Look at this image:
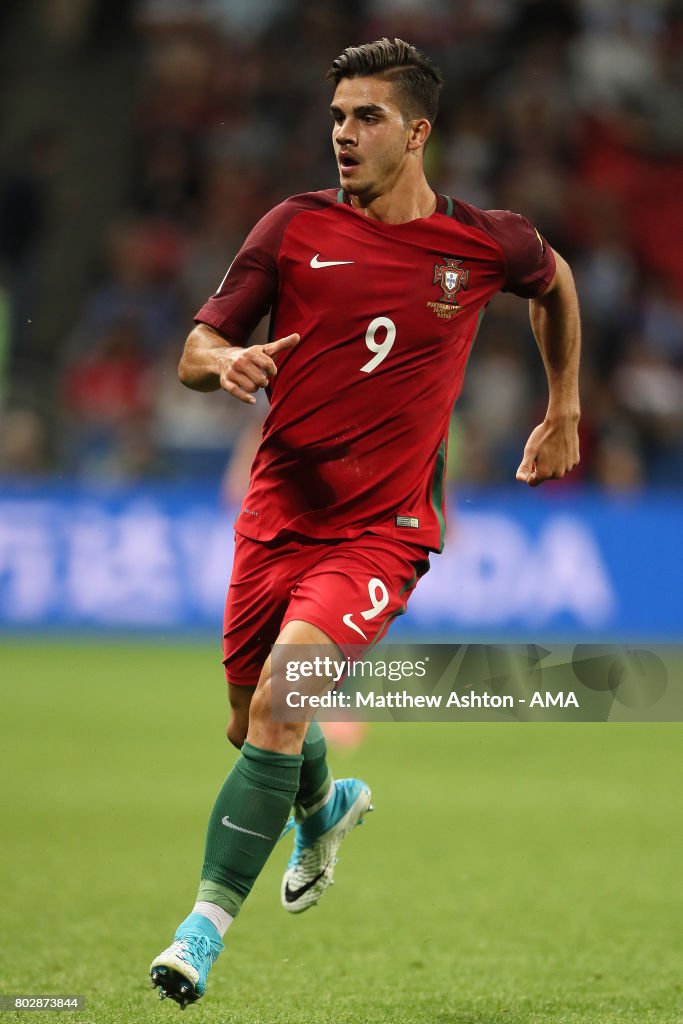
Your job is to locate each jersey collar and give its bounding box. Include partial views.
[336,188,451,218]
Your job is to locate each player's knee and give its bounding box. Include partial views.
[248,679,303,747]
[248,681,273,728]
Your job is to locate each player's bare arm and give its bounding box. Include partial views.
[178,323,300,404]
[516,249,581,487]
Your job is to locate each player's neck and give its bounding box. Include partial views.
[349,174,436,225]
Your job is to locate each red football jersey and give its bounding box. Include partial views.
[195,189,555,552]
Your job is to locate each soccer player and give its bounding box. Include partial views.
[150,38,580,1007]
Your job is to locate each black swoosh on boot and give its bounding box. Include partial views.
[284,865,329,903]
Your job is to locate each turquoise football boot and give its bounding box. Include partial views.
[150,913,224,1009]
[281,778,373,914]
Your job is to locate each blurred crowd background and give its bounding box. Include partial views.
[1,0,682,492]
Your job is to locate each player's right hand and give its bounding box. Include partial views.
[218,333,300,404]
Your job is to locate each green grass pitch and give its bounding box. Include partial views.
[1,641,682,1024]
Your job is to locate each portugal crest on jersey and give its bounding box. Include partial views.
[434,257,469,302]
[428,257,469,320]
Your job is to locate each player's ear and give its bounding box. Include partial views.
[407,117,431,152]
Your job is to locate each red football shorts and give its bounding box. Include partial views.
[223,532,431,686]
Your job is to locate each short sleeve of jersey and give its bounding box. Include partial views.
[194,198,299,342]
[194,191,338,341]
[486,210,556,298]
[193,205,286,342]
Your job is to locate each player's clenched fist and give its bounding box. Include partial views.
[218,333,300,404]
[516,413,580,486]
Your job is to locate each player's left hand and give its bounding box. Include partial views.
[516,413,580,487]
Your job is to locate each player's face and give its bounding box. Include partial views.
[330,77,413,201]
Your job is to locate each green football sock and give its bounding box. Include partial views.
[295,721,333,818]
[198,742,302,917]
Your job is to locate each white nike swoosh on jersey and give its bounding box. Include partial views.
[343,613,367,640]
[310,254,354,268]
[221,815,272,840]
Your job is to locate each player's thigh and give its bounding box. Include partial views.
[282,534,430,652]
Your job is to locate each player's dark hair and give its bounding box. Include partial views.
[327,38,444,124]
